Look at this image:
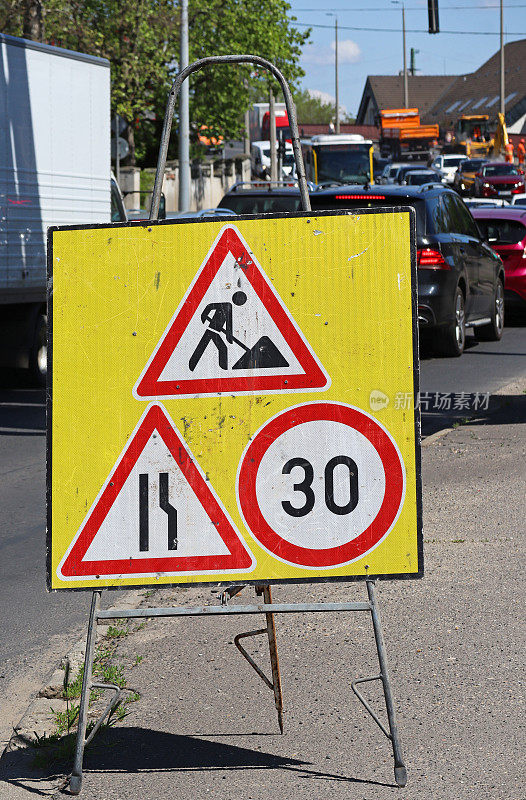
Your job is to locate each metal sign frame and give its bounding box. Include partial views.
[49,55,421,793]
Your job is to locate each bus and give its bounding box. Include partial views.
[301,134,374,185]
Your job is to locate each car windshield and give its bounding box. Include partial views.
[218,194,303,215]
[315,147,371,184]
[461,159,486,172]
[483,164,519,176]
[406,172,437,185]
[475,218,526,244]
[444,157,466,167]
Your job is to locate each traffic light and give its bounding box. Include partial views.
[428,0,439,34]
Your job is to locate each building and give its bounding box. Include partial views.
[425,39,526,134]
[356,75,457,125]
[357,39,526,135]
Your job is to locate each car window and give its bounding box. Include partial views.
[475,218,526,244]
[219,194,303,215]
[442,193,480,237]
[426,195,450,234]
[512,198,526,207]
[483,164,518,176]
[443,156,466,168]
[110,181,126,222]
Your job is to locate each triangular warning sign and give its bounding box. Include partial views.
[58,404,255,580]
[134,225,330,399]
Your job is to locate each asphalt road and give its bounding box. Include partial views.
[0,321,525,747]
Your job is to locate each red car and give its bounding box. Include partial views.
[473,162,526,199]
[471,207,526,310]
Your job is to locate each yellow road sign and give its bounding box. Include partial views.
[48,211,422,590]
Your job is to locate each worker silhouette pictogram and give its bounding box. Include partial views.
[188,290,289,373]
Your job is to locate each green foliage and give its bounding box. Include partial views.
[1,0,309,165]
[293,88,335,125]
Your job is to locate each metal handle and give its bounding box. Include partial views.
[149,55,311,220]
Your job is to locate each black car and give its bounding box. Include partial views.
[309,184,505,356]
[217,182,505,357]
[217,183,303,215]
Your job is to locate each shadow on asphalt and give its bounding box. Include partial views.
[0,728,396,792]
[421,392,526,438]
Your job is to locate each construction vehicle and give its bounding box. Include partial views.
[378,108,439,161]
[448,113,508,158]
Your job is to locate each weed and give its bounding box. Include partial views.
[143,589,155,598]
[63,665,84,700]
[52,704,79,735]
[93,660,126,688]
[135,621,147,631]
[451,538,465,543]
[107,622,128,639]
[133,654,143,666]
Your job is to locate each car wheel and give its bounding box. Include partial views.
[474,279,504,341]
[28,311,47,387]
[434,287,466,357]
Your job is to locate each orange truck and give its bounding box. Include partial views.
[379,108,439,161]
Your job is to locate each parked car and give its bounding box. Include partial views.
[309,184,505,355]
[452,158,489,195]
[473,162,526,199]
[402,169,441,186]
[510,193,526,207]
[430,153,468,184]
[471,207,526,311]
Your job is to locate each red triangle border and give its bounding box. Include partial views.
[134,225,330,398]
[59,404,254,578]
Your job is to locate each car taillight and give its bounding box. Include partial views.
[417,248,450,269]
[334,194,386,200]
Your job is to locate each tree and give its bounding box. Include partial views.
[187,0,309,144]
[293,89,336,125]
[0,0,308,166]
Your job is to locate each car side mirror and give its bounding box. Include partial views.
[519,168,525,175]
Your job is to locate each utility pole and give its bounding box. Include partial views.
[269,88,278,182]
[402,5,408,108]
[178,0,190,212]
[499,0,505,117]
[327,13,340,133]
[335,18,340,134]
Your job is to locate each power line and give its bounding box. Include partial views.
[293,3,526,9]
[292,21,526,34]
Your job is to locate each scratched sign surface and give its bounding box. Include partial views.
[48,210,422,590]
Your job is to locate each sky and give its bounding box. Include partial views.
[287,0,526,119]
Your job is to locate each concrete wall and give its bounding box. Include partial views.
[140,156,250,213]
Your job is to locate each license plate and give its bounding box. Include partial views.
[499,190,512,196]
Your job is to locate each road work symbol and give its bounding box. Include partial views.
[134,225,330,399]
[188,292,289,373]
[58,403,255,580]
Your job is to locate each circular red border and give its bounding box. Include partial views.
[238,403,405,568]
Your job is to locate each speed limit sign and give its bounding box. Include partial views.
[237,403,405,569]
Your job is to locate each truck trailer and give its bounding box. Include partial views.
[0,33,115,384]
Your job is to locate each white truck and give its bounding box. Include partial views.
[0,33,123,384]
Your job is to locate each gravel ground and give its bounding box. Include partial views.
[1,390,524,800]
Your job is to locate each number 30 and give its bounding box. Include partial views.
[281,456,359,518]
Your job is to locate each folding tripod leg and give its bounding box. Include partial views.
[233,584,284,733]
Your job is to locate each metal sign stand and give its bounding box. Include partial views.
[65,56,408,793]
[69,580,406,794]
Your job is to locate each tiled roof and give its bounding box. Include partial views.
[425,39,526,128]
[367,75,457,118]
